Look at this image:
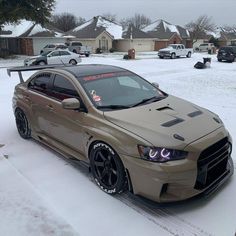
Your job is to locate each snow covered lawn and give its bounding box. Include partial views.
[0,52,235,236]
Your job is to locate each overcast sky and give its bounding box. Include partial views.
[55,0,236,27]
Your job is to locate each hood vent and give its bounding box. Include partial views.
[161,118,184,127]
[156,106,173,112]
[188,110,203,118]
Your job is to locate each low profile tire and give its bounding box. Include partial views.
[218,58,222,62]
[15,108,31,139]
[85,54,89,57]
[90,142,126,194]
[187,52,191,58]
[38,61,46,65]
[159,56,164,59]
[171,53,176,59]
[69,59,77,65]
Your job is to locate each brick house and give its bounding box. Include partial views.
[67,16,123,53]
[113,24,155,52]
[142,20,192,50]
[218,29,236,47]
[0,20,65,56]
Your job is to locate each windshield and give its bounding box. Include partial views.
[167,45,177,49]
[79,71,166,110]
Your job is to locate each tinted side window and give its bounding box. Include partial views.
[60,51,71,56]
[72,42,82,46]
[50,51,60,57]
[52,74,79,101]
[28,73,51,95]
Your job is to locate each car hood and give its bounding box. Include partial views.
[159,47,171,52]
[25,55,45,61]
[104,95,223,149]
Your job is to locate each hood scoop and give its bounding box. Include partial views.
[188,110,203,118]
[161,118,184,127]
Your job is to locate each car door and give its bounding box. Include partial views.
[27,72,55,135]
[176,45,181,56]
[180,45,185,56]
[59,50,73,63]
[47,51,61,64]
[44,73,87,157]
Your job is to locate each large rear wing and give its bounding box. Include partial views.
[7,65,69,83]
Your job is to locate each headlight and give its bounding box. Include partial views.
[138,145,188,163]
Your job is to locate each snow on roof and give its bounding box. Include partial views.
[96,16,123,39]
[0,20,34,37]
[72,19,94,32]
[206,30,221,38]
[0,20,63,38]
[28,24,63,37]
[142,19,162,32]
[163,21,180,34]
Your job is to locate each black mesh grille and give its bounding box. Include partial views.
[195,137,230,190]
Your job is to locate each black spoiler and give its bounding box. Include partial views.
[7,64,70,83]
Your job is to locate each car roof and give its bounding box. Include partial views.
[62,64,127,79]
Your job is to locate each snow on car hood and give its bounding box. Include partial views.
[104,95,222,149]
[159,47,172,52]
[25,55,44,61]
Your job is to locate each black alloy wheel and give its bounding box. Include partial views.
[69,59,77,65]
[15,109,31,139]
[90,142,126,194]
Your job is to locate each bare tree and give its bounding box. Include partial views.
[120,13,151,29]
[51,13,86,32]
[185,15,216,43]
[102,13,117,22]
[221,25,236,33]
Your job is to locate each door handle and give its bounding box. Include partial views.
[46,104,54,111]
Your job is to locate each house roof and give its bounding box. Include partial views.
[218,28,236,40]
[122,24,150,39]
[0,20,64,38]
[68,16,123,39]
[143,19,190,40]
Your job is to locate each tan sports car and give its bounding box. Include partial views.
[8,64,234,203]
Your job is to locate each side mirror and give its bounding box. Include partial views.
[62,98,81,110]
[152,82,159,89]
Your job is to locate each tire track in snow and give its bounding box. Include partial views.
[43,155,214,236]
[66,157,214,236]
[4,150,213,236]
[116,193,213,236]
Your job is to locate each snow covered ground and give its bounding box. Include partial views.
[0,52,236,236]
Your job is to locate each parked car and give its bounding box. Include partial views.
[40,43,68,54]
[217,46,236,62]
[158,44,193,59]
[24,50,81,66]
[8,64,233,203]
[195,43,214,52]
[66,41,92,57]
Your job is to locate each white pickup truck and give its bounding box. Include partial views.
[66,41,92,57]
[158,44,193,59]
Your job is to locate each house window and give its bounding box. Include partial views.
[99,36,108,51]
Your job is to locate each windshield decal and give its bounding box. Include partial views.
[82,71,131,81]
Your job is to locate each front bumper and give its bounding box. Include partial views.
[158,52,171,58]
[121,128,234,203]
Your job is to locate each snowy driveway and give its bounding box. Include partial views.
[0,53,235,236]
